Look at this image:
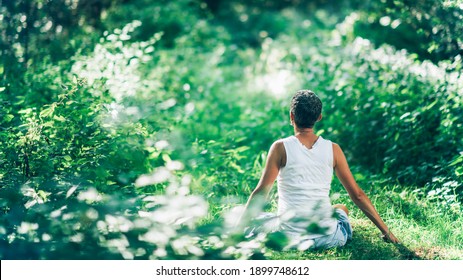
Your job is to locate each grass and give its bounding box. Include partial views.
[268,218,462,260]
[263,183,463,260]
[205,177,463,260]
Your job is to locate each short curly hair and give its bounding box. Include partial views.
[290,90,322,128]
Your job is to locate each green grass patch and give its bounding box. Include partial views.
[260,186,463,260]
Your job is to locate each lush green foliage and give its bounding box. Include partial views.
[1,0,462,260]
[352,0,463,63]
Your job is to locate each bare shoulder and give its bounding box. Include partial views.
[269,139,287,167]
[332,142,342,152]
[331,142,343,168]
[272,139,285,149]
[269,139,285,156]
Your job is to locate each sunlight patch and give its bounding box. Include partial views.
[254,70,296,98]
[71,21,160,102]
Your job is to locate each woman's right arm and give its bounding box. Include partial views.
[237,140,284,226]
[333,143,399,243]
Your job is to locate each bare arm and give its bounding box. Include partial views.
[333,143,399,243]
[237,140,285,226]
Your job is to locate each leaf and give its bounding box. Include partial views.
[449,156,463,167]
[229,161,244,173]
[306,222,329,235]
[162,153,171,163]
[63,155,72,162]
[423,99,438,111]
[53,115,66,122]
[233,146,250,153]
[4,114,14,122]
[400,112,411,120]
[40,107,54,118]
[66,185,79,198]
[42,121,54,127]
[18,108,32,114]
[25,200,37,209]
[265,231,289,251]
[455,166,463,177]
[37,190,50,201]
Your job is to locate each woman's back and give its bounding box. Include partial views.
[277,135,337,238]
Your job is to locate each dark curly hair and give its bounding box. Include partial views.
[290,90,322,128]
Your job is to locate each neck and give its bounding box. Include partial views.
[294,127,315,135]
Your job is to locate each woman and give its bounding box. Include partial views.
[238,89,399,249]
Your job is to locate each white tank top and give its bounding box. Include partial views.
[277,135,337,238]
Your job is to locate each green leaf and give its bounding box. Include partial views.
[449,156,463,167]
[42,121,54,127]
[37,190,49,201]
[40,107,54,118]
[423,99,438,111]
[53,115,66,122]
[265,231,289,251]
[66,185,78,198]
[64,155,72,162]
[306,222,329,235]
[455,166,463,177]
[162,153,171,163]
[18,108,32,114]
[4,114,14,122]
[233,146,250,153]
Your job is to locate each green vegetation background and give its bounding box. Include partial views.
[0,0,462,260]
